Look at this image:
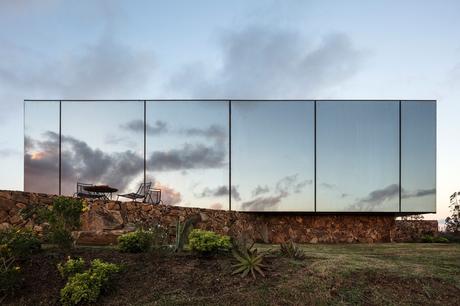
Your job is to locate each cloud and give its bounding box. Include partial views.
[275,174,312,194]
[0,34,155,100]
[147,143,227,171]
[241,194,284,211]
[252,185,270,197]
[169,27,366,98]
[0,148,18,158]
[402,188,436,198]
[121,119,168,135]
[320,182,336,189]
[152,181,182,205]
[196,185,241,201]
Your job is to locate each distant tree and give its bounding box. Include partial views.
[401,214,424,221]
[445,192,460,233]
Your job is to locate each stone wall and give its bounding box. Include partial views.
[394,220,439,242]
[0,190,438,245]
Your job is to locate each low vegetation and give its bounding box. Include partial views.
[188,229,231,254]
[232,243,267,278]
[279,240,306,259]
[60,258,120,306]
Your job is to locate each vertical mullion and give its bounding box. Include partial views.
[314,100,317,212]
[59,100,62,195]
[144,100,147,187]
[399,100,402,212]
[228,100,232,211]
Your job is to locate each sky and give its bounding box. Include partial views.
[1,1,459,221]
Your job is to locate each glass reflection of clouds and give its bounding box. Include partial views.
[232,101,315,212]
[23,100,436,213]
[316,101,399,212]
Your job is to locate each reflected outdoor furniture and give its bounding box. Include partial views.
[145,188,162,205]
[74,182,105,199]
[83,185,118,200]
[117,182,152,202]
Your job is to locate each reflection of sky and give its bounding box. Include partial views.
[24,100,436,213]
[317,101,399,212]
[232,101,314,211]
[402,101,436,212]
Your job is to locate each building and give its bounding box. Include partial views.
[24,99,436,215]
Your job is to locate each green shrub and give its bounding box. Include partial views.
[57,257,86,279]
[421,235,434,243]
[117,230,154,253]
[0,245,22,296]
[60,259,120,306]
[433,236,450,243]
[38,197,85,249]
[0,227,41,258]
[188,229,231,254]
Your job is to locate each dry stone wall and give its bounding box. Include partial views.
[0,190,438,245]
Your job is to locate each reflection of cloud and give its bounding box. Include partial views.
[183,124,227,143]
[320,182,336,189]
[169,27,366,98]
[241,194,284,211]
[210,202,224,210]
[0,148,19,158]
[121,119,168,135]
[402,188,436,198]
[196,185,241,201]
[349,185,436,211]
[252,185,269,197]
[152,181,181,205]
[148,143,226,171]
[350,184,399,210]
[242,174,311,211]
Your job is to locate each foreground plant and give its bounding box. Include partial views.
[60,259,120,306]
[280,241,306,260]
[117,229,154,253]
[0,227,41,258]
[57,257,86,279]
[188,229,231,254]
[174,215,200,252]
[232,243,266,279]
[0,245,22,298]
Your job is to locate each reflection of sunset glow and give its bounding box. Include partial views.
[30,151,45,160]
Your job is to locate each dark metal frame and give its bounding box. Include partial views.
[23,99,437,214]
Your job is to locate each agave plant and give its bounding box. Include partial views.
[280,240,306,260]
[232,243,266,279]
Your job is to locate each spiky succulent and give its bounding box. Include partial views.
[232,244,266,279]
[280,241,306,260]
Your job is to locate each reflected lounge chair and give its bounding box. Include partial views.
[74,182,104,199]
[146,188,162,205]
[117,182,152,202]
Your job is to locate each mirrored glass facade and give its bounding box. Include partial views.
[232,101,315,211]
[146,101,229,210]
[401,101,436,212]
[24,101,60,194]
[24,100,436,213]
[61,101,144,196]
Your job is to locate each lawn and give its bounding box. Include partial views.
[7,243,460,306]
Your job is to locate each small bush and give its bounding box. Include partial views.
[188,229,231,254]
[421,235,434,243]
[60,259,120,306]
[57,257,86,279]
[0,246,22,296]
[0,227,41,258]
[117,230,154,253]
[421,235,450,243]
[38,197,85,249]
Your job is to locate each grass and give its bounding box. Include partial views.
[6,243,460,305]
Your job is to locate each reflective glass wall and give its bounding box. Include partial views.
[146,101,229,210]
[24,100,436,213]
[401,101,436,212]
[24,101,60,194]
[61,101,144,196]
[232,101,315,211]
[316,101,400,212]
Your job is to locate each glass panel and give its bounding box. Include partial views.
[146,101,229,210]
[317,101,399,212]
[61,101,144,196]
[24,101,60,194]
[232,101,315,212]
[401,101,436,212]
